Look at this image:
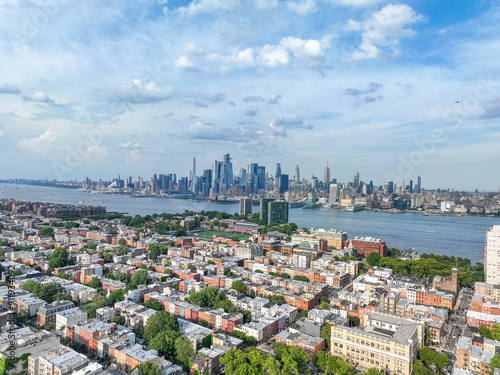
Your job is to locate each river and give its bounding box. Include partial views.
[1,183,498,264]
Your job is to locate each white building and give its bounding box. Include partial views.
[55,308,88,333]
[28,345,88,375]
[485,226,500,285]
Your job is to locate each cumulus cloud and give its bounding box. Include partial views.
[0,84,21,95]
[112,79,172,104]
[118,141,147,149]
[201,93,226,103]
[267,94,282,104]
[287,0,317,15]
[347,4,425,60]
[174,55,199,71]
[127,149,143,163]
[272,116,314,129]
[22,91,56,105]
[193,100,209,107]
[243,95,265,102]
[326,0,381,7]
[480,98,500,119]
[245,109,258,116]
[17,129,59,155]
[344,82,383,102]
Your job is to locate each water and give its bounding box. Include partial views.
[1,183,498,264]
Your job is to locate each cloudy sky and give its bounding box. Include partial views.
[0,0,499,190]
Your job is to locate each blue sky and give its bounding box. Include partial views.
[0,0,499,190]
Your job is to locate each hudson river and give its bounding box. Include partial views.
[1,184,498,264]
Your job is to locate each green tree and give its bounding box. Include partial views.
[40,227,54,237]
[293,275,308,282]
[321,324,331,349]
[231,280,247,293]
[88,225,99,231]
[320,301,330,310]
[115,272,130,283]
[348,315,360,327]
[56,272,69,280]
[366,252,382,266]
[87,277,102,289]
[479,324,493,339]
[48,247,69,270]
[175,337,195,369]
[22,279,41,295]
[109,288,125,303]
[112,316,126,325]
[491,354,500,373]
[135,362,161,375]
[145,298,163,310]
[38,282,64,303]
[143,311,179,344]
[242,311,252,323]
[365,368,385,375]
[132,269,149,285]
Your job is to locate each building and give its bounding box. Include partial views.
[239,198,252,216]
[310,228,347,249]
[268,200,289,225]
[56,308,88,332]
[28,345,88,375]
[433,268,459,294]
[345,237,387,258]
[259,198,275,222]
[485,226,500,285]
[275,331,325,359]
[37,301,75,326]
[330,312,424,375]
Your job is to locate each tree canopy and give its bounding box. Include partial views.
[48,247,69,270]
[132,269,149,285]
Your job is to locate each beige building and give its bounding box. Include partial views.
[331,312,424,375]
[485,226,500,285]
[310,228,347,249]
[28,345,88,375]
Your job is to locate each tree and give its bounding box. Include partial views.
[175,337,195,370]
[115,272,130,283]
[249,289,256,298]
[135,362,161,375]
[366,252,382,266]
[231,280,247,294]
[56,272,69,280]
[145,298,163,310]
[149,329,180,357]
[87,277,102,289]
[132,269,149,285]
[491,323,500,340]
[48,247,69,270]
[149,245,161,261]
[281,272,291,279]
[118,238,127,246]
[112,316,126,325]
[320,301,330,310]
[143,311,179,344]
[22,279,41,295]
[40,227,54,237]
[348,315,360,327]
[491,354,500,373]
[365,369,385,375]
[88,225,99,231]
[38,282,64,303]
[479,324,492,339]
[321,324,331,349]
[293,275,308,282]
[109,289,125,303]
[242,311,252,323]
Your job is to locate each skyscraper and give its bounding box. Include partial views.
[324,161,330,189]
[294,165,300,183]
[239,197,252,216]
[268,200,289,224]
[485,225,500,285]
[353,172,359,189]
[329,184,339,205]
[249,163,258,193]
[257,166,266,190]
[417,176,422,193]
[193,157,196,177]
[259,198,275,222]
[275,163,282,180]
[279,174,289,194]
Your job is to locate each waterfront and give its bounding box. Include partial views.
[1,183,498,264]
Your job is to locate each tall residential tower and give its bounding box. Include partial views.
[485,225,500,285]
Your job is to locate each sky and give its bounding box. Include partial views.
[0,0,499,191]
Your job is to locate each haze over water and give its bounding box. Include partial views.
[1,183,498,264]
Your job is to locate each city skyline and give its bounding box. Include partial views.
[0,1,500,190]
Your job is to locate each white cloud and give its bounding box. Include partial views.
[22,91,56,104]
[347,4,425,60]
[287,0,317,15]
[17,129,59,155]
[113,79,172,104]
[280,36,325,60]
[326,0,381,7]
[118,141,147,149]
[173,0,241,16]
[255,0,279,10]
[255,44,291,67]
[174,55,199,71]
[127,149,143,163]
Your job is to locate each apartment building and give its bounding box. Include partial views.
[330,312,424,375]
[37,301,75,326]
[28,345,88,375]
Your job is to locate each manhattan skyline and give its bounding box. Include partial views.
[0,1,499,190]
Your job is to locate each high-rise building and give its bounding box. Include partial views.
[329,184,339,205]
[259,198,275,222]
[417,176,422,193]
[294,165,300,183]
[268,200,289,224]
[324,161,330,189]
[239,198,252,216]
[250,163,258,193]
[275,163,282,180]
[279,174,289,194]
[353,172,359,189]
[193,157,196,177]
[257,166,266,190]
[485,225,500,285]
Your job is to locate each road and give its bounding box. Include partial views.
[441,287,474,352]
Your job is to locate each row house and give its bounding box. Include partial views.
[37,300,75,326]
